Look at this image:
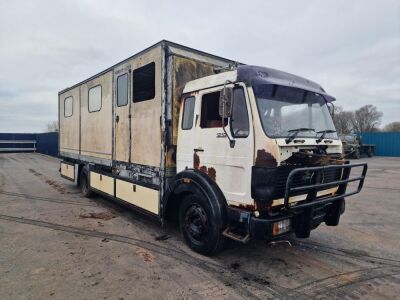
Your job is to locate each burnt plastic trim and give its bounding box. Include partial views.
[88,166,159,191]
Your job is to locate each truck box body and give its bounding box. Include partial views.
[59,41,236,215]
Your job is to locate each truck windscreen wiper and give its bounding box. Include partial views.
[316,129,336,143]
[285,128,315,144]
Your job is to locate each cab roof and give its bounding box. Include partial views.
[183,65,335,102]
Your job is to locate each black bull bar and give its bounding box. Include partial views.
[284,162,368,210]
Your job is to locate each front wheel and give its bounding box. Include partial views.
[179,194,224,255]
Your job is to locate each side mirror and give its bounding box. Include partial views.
[327,102,335,117]
[219,87,233,119]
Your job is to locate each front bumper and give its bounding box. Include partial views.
[228,162,368,240]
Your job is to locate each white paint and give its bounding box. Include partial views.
[177,83,254,206]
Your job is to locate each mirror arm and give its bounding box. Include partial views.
[324,96,335,117]
[222,80,235,148]
[222,122,235,148]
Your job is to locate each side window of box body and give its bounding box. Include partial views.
[117,73,128,107]
[64,96,73,117]
[132,62,155,103]
[88,85,102,113]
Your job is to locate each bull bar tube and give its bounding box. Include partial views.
[284,162,368,210]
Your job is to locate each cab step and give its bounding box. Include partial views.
[222,227,250,243]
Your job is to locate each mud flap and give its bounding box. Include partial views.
[325,198,344,226]
[294,207,313,238]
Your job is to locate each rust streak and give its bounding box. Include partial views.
[255,149,277,167]
[207,167,216,182]
[193,152,217,181]
[193,152,200,169]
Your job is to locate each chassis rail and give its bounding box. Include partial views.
[284,162,368,210]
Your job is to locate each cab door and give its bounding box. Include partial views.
[177,84,254,207]
[114,68,131,163]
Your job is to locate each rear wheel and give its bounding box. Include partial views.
[179,194,224,255]
[80,170,94,198]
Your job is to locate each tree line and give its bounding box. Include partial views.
[332,104,400,134]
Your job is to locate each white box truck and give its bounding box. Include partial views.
[59,40,367,255]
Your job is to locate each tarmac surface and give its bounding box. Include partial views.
[0,153,399,299]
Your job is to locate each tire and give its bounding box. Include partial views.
[179,194,224,256]
[80,170,94,198]
[367,148,374,157]
[354,149,361,159]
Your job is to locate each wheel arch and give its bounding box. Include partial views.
[77,163,89,186]
[163,169,227,228]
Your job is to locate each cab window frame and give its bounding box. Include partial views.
[200,90,228,129]
[181,96,195,130]
[230,86,250,138]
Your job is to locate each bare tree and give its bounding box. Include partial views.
[383,121,400,132]
[332,106,353,134]
[350,105,382,133]
[45,120,59,132]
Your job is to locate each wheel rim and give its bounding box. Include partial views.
[184,204,209,244]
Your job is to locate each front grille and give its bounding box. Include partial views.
[273,166,342,198]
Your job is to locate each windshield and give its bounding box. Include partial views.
[254,84,338,139]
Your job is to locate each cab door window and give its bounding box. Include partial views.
[230,87,249,137]
[182,96,195,130]
[200,91,227,128]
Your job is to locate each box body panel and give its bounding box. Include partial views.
[90,171,114,196]
[116,179,159,215]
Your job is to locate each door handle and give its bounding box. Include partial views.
[194,148,204,152]
[116,115,119,123]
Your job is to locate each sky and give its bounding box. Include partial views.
[0,0,399,132]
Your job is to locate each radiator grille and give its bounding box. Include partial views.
[273,166,342,198]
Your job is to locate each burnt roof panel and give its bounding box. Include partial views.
[237,65,335,101]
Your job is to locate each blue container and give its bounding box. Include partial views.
[360,132,400,157]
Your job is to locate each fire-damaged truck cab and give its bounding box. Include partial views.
[59,41,367,255]
[175,65,367,253]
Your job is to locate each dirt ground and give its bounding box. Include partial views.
[0,153,399,299]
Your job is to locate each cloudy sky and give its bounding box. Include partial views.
[0,0,399,132]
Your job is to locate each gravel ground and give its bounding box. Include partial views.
[0,153,399,299]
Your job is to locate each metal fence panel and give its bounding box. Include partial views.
[0,132,59,157]
[36,132,59,156]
